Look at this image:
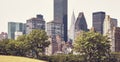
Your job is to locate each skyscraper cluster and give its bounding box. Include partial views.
[5,0,120,55]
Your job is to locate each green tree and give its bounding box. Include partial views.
[73,31,111,62]
[0,39,10,55]
[27,29,50,58]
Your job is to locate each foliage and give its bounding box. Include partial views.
[37,54,84,62]
[73,31,112,62]
[26,29,50,58]
[0,29,50,58]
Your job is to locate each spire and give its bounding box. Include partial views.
[71,11,75,25]
[68,11,76,42]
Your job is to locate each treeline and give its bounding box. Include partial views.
[0,29,50,58]
[0,30,119,62]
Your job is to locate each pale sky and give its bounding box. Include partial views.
[0,0,120,33]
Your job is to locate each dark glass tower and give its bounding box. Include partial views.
[54,0,68,42]
[93,12,105,34]
[75,12,88,32]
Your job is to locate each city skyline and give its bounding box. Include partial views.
[0,0,120,33]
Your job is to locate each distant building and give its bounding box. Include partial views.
[90,27,96,32]
[111,18,117,27]
[0,32,8,40]
[103,15,114,51]
[14,31,23,40]
[74,12,88,39]
[45,35,62,55]
[75,12,88,32]
[46,21,64,41]
[103,15,112,35]
[113,27,120,52]
[8,22,26,39]
[54,0,68,42]
[45,36,72,55]
[103,15,118,52]
[93,11,105,34]
[26,14,45,34]
[46,21,65,55]
[69,11,76,41]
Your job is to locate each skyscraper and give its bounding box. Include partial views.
[54,0,68,42]
[111,18,117,27]
[75,12,88,32]
[113,27,120,52]
[26,14,45,34]
[103,15,118,52]
[46,21,64,41]
[93,11,105,34]
[74,12,88,39]
[8,22,26,39]
[69,11,76,41]
[46,21,64,54]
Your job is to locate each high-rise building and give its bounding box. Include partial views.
[69,11,76,41]
[93,11,105,34]
[46,21,64,41]
[54,0,68,42]
[103,15,118,52]
[26,14,45,34]
[46,21,64,55]
[103,15,112,35]
[111,18,117,27]
[74,12,88,38]
[103,15,114,51]
[8,22,26,39]
[75,12,88,32]
[113,27,120,52]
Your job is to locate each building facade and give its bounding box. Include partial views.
[14,31,23,40]
[46,21,64,55]
[54,0,68,42]
[103,15,114,51]
[103,15,118,52]
[46,21,64,41]
[93,12,105,34]
[74,12,88,39]
[75,12,88,32]
[8,22,26,39]
[111,18,117,27]
[113,27,120,52]
[26,14,45,34]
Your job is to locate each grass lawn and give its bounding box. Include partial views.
[0,55,46,62]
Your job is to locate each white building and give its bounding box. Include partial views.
[103,15,118,52]
[15,31,23,40]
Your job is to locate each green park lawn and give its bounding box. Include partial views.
[0,55,46,62]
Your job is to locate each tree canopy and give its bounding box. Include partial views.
[0,29,50,58]
[74,31,112,62]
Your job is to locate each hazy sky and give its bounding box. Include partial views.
[0,0,120,33]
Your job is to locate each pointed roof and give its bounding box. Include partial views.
[71,11,75,23]
[75,12,88,31]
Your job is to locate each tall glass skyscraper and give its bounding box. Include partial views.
[93,12,105,34]
[75,12,88,32]
[8,22,26,39]
[54,0,68,42]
